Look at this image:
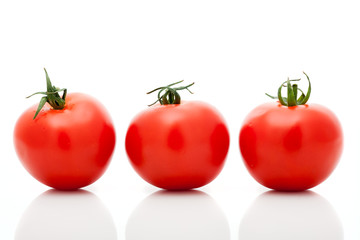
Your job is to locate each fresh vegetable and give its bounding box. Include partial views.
[239,72,343,191]
[13,69,116,190]
[125,81,230,190]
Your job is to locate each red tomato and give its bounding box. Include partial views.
[125,101,230,190]
[240,87,343,190]
[14,93,116,190]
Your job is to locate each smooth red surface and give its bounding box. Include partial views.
[125,101,230,190]
[14,93,116,190]
[239,102,343,191]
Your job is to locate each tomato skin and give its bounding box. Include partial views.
[14,93,116,190]
[125,101,230,190]
[239,102,343,191]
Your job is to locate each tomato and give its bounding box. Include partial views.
[125,81,229,190]
[239,191,343,239]
[126,190,230,239]
[239,73,343,191]
[15,190,117,239]
[13,69,116,190]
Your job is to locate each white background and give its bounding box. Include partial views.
[1,0,359,239]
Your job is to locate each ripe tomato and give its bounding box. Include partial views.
[239,73,343,191]
[125,81,229,190]
[14,69,116,190]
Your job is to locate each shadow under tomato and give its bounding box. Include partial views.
[238,190,343,240]
[15,189,117,240]
[126,190,230,240]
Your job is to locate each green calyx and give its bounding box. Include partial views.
[27,68,67,119]
[266,72,311,106]
[147,80,194,106]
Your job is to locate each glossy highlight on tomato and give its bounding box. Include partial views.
[239,73,343,191]
[126,101,230,190]
[14,92,116,190]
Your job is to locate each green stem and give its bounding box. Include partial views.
[147,80,194,106]
[266,72,311,106]
[287,79,297,106]
[27,68,67,119]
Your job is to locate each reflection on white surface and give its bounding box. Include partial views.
[15,190,117,240]
[126,190,230,240]
[239,191,343,240]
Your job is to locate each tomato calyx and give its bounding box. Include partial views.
[147,80,194,106]
[27,68,67,119]
[266,72,311,107]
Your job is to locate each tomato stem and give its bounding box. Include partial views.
[266,72,311,106]
[147,80,194,106]
[27,68,67,119]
